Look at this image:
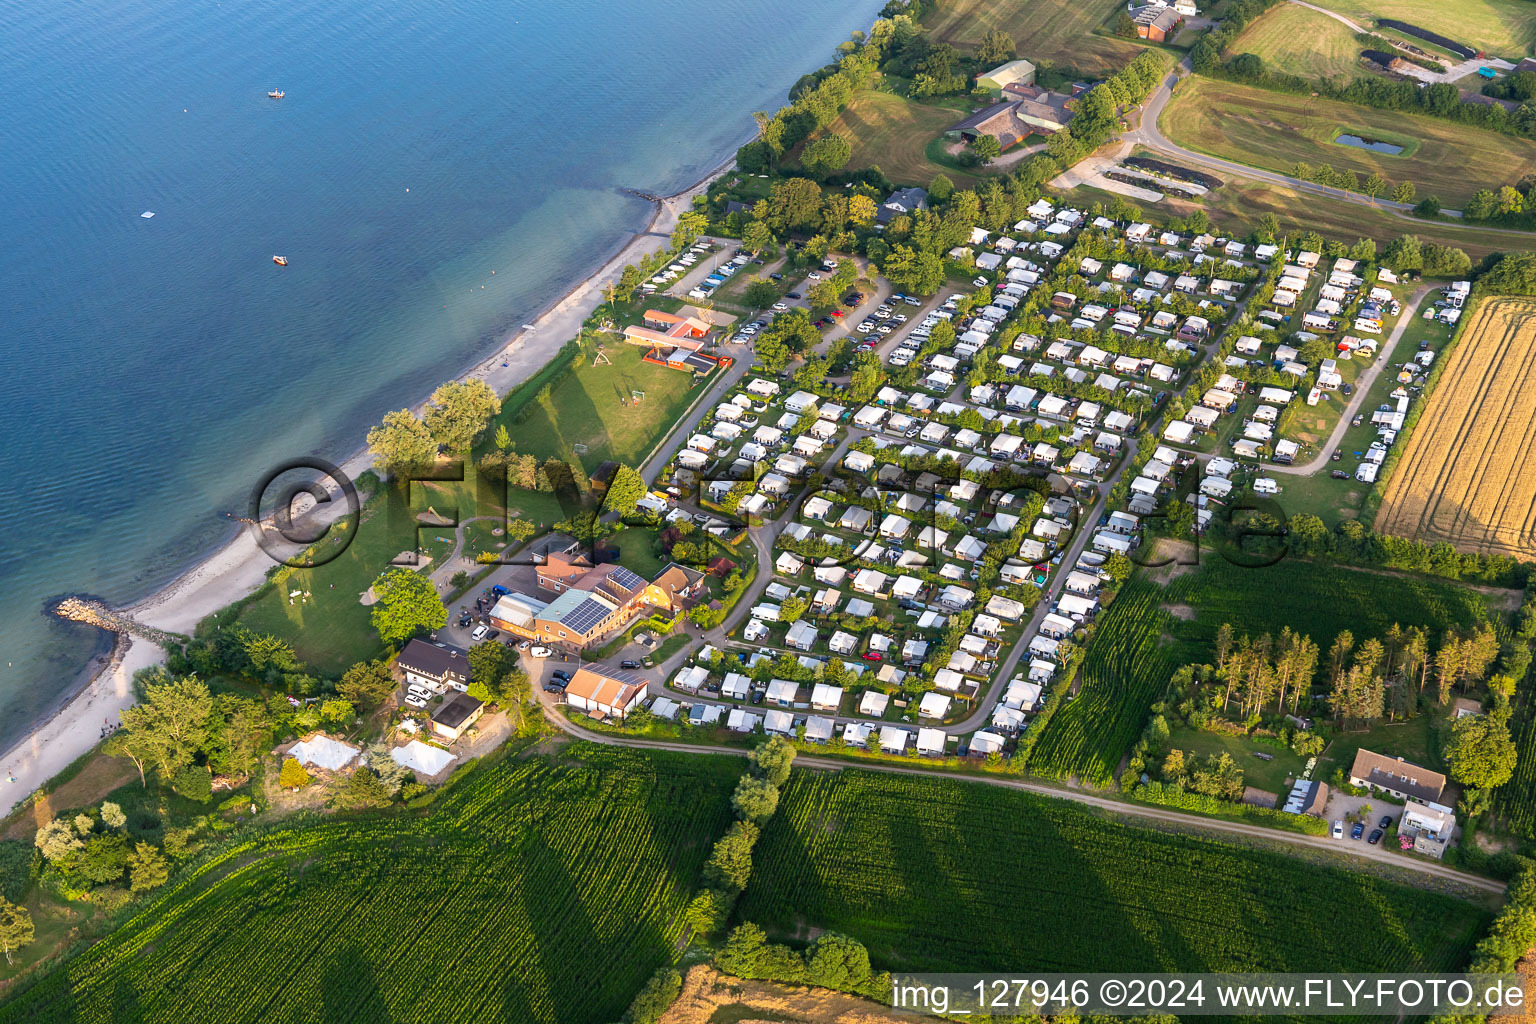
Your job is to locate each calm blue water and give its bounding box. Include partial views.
[0,0,884,750]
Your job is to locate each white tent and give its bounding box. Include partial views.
[390,740,456,777]
[288,734,360,772]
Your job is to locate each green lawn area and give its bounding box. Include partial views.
[491,345,717,475]
[228,503,401,674]
[820,90,984,189]
[1160,76,1536,207]
[1317,708,1452,781]
[602,526,669,581]
[1232,3,1367,80]
[1165,722,1307,793]
[923,0,1143,76]
[1310,0,1536,57]
[1282,313,1456,528]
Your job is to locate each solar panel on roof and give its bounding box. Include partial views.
[607,565,645,592]
[560,597,610,635]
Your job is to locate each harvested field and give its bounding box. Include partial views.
[1376,297,1536,558]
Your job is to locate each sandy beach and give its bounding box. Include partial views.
[0,158,734,819]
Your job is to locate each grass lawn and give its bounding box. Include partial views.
[923,0,1143,76]
[821,90,983,188]
[603,526,668,581]
[1317,708,1452,782]
[491,345,717,475]
[1310,0,1536,57]
[1160,77,1536,207]
[1165,722,1307,793]
[1232,4,1367,80]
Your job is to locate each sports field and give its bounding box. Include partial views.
[1231,4,1365,80]
[1159,77,1536,207]
[1376,297,1536,559]
[923,0,1141,77]
[1311,0,1536,57]
[740,770,1491,972]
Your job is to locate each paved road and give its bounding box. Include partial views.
[1269,284,1432,475]
[534,687,1506,896]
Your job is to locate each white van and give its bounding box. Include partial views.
[471,623,489,642]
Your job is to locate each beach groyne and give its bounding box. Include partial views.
[53,597,188,648]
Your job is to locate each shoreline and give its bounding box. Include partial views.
[0,153,738,818]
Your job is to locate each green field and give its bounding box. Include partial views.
[923,0,1143,77]
[1311,0,1536,57]
[820,90,981,188]
[1028,575,1180,784]
[0,747,735,1024]
[1162,559,1492,655]
[1231,3,1367,80]
[494,344,714,474]
[739,770,1492,971]
[1160,77,1536,207]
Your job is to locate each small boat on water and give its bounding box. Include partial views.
[272,255,288,266]
[267,89,285,99]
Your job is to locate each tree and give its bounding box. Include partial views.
[602,463,648,516]
[685,887,733,935]
[703,820,759,892]
[976,27,1016,64]
[1104,552,1133,583]
[847,194,878,226]
[369,566,447,644]
[971,133,1001,163]
[0,899,32,966]
[847,351,885,403]
[743,277,780,309]
[1361,172,1385,197]
[79,833,129,885]
[320,698,355,726]
[779,595,808,624]
[1393,181,1416,204]
[337,659,396,709]
[928,174,955,204]
[128,842,169,892]
[34,820,83,863]
[731,775,780,823]
[279,756,311,790]
[750,734,797,786]
[623,966,682,1024]
[742,219,774,254]
[671,211,708,249]
[880,245,944,295]
[802,134,852,176]
[100,801,126,830]
[1382,234,1423,272]
[716,922,770,978]
[805,933,871,990]
[366,408,438,479]
[1414,196,1442,218]
[767,177,824,230]
[115,675,214,784]
[1445,707,1518,789]
[424,379,500,453]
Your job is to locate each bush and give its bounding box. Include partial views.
[623,966,682,1024]
[172,764,214,803]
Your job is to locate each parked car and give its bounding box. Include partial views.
[1351,822,1365,839]
[527,645,553,658]
[404,695,428,709]
[1331,820,1344,840]
[786,291,801,299]
[771,302,787,312]
[1331,470,1350,479]
[862,652,883,662]
[471,624,489,642]
[517,640,532,651]
[620,660,641,670]
[458,615,473,627]
[543,680,567,693]
[552,669,573,683]
[1368,829,1383,845]
[1378,815,1392,830]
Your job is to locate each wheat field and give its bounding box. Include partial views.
[1376,297,1536,558]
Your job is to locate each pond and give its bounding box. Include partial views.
[1334,132,1405,155]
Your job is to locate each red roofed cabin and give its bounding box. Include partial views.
[623,310,712,353]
